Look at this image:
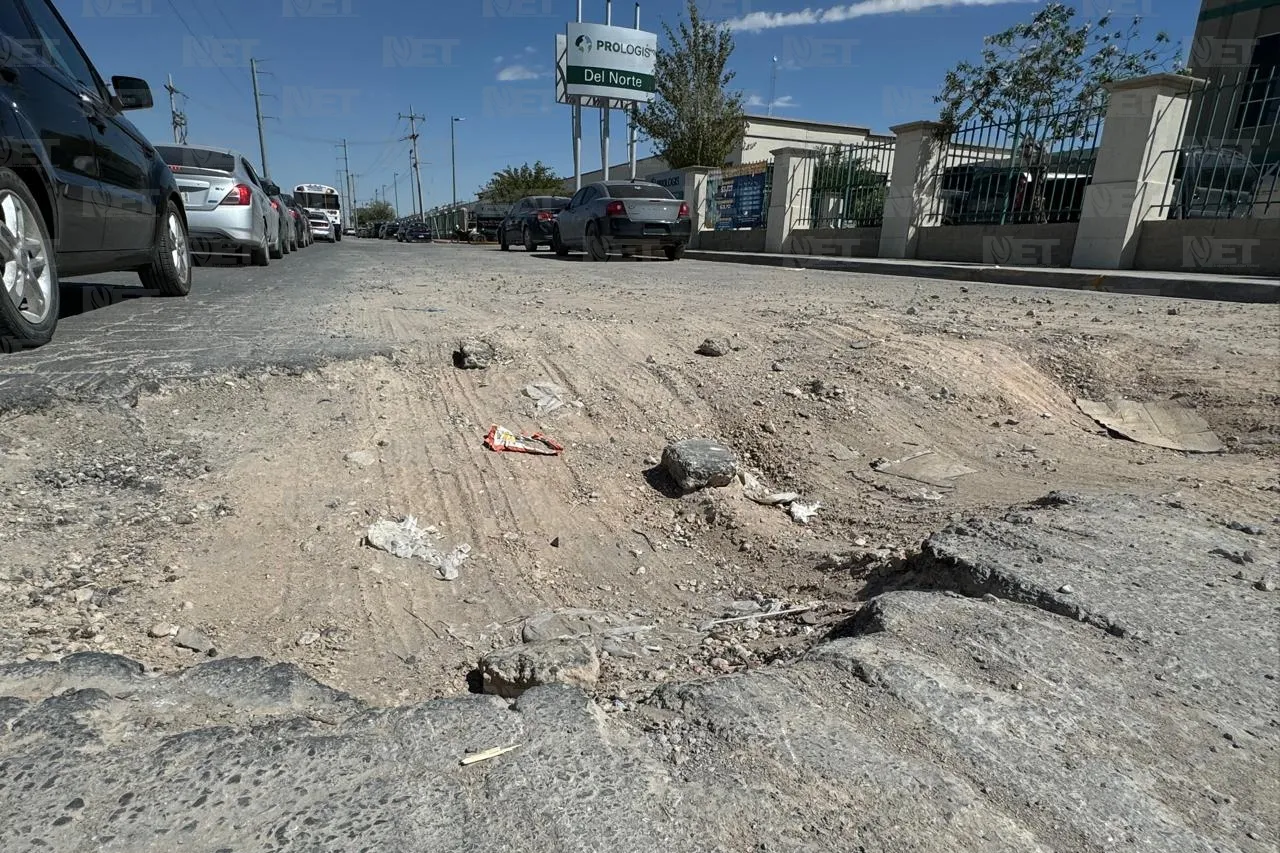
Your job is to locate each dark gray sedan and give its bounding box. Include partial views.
[552,181,691,261]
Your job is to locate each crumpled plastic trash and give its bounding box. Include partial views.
[788,501,822,524]
[484,425,564,456]
[366,515,471,581]
[523,382,568,416]
[739,471,801,506]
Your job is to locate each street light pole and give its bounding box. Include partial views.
[451,117,464,206]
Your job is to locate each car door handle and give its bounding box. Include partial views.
[0,65,17,83]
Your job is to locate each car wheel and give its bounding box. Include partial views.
[585,222,608,262]
[0,170,59,350]
[269,230,284,259]
[523,227,538,252]
[499,229,510,251]
[664,243,686,261]
[335,230,342,242]
[552,227,569,257]
[139,199,192,296]
[251,229,270,266]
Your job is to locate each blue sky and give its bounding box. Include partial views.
[63,0,1200,213]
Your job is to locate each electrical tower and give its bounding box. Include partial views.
[399,107,426,221]
[165,74,188,144]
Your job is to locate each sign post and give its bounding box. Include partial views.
[557,4,656,190]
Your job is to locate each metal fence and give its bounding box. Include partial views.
[927,102,1105,226]
[703,161,773,231]
[797,139,894,229]
[1153,68,1280,220]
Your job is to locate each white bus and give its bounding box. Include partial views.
[294,184,344,240]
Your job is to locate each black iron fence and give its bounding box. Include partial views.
[927,101,1106,226]
[1154,68,1280,219]
[796,139,894,229]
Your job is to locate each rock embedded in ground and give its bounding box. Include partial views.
[695,338,730,357]
[661,439,738,493]
[479,637,600,698]
[343,450,377,468]
[173,627,216,656]
[453,339,494,369]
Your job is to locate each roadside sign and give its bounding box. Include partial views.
[564,22,657,103]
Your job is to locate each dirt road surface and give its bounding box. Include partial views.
[0,242,1276,850]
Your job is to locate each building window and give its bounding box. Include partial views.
[1236,32,1280,129]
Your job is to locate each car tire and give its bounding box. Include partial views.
[499,229,510,251]
[664,243,686,261]
[335,230,342,242]
[552,227,569,257]
[0,169,60,350]
[523,227,538,252]
[585,222,608,262]
[251,231,270,266]
[269,231,284,259]
[139,199,192,297]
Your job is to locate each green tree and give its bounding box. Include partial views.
[634,0,746,169]
[476,161,563,203]
[357,200,394,223]
[935,2,1182,138]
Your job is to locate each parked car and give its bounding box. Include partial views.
[382,222,400,240]
[308,210,336,242]
[499,195,571,251]
[264,185,294,256]
[155,144,278,266]
[401,222,433,243]
[552,181,690,261]
[281,195,312,248]
[0,0,192,349]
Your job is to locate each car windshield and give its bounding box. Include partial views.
[604,184,673,199]
[156,146,236,173]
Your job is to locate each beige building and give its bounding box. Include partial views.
[559,114,888,192]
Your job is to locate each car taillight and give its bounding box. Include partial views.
[270,199,280,210]
[290,209,299,219]
[606,200,625,216]
[678,202,689,218]
[220,184,251,206]
[537,210,554,221]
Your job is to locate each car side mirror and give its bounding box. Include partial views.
[111,76,153,111]
[263,182,281,196]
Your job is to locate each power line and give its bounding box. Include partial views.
[181,94,402,146]
[160,0,248,102]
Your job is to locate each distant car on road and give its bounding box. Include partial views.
[308,210,336,242]
[400,222,433,243]
[552,181,690,261]
[382,222,400,240]
[0,0,192,349]
[157,144,279,266]
[499,195,571,252]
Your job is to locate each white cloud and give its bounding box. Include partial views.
[727,0,1034,32]
[523,45,536,53]
[496,64,547,81]
[747,94,798,109]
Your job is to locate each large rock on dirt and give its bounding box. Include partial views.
[453,339,494,369]
[479,637,600,698]
[661,438,737,492]
[0,493,1274,852]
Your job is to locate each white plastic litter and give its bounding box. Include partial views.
[788,501,822,525]
[366,515,471,581]
[524,382,570,416]
[739,471,801,506]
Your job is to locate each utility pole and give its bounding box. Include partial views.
[338,139,354,232]
[165,74,188,144]
[450,117,465,206]
[249,58,271,177]
[399,106,426,222]
[767,55,779,117]
[393,172,400,217]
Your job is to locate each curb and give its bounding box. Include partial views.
[683,251,1280,304]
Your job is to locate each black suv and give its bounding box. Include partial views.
[0,0,192,349]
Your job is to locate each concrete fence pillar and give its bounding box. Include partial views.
[1071,73,1204,270]
[680,167,714,250]
[764,147,818,254]
[878,121,945,259]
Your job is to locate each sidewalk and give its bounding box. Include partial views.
[683,250,1280,304]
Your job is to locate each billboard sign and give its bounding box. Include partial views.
[565,22,657,103]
